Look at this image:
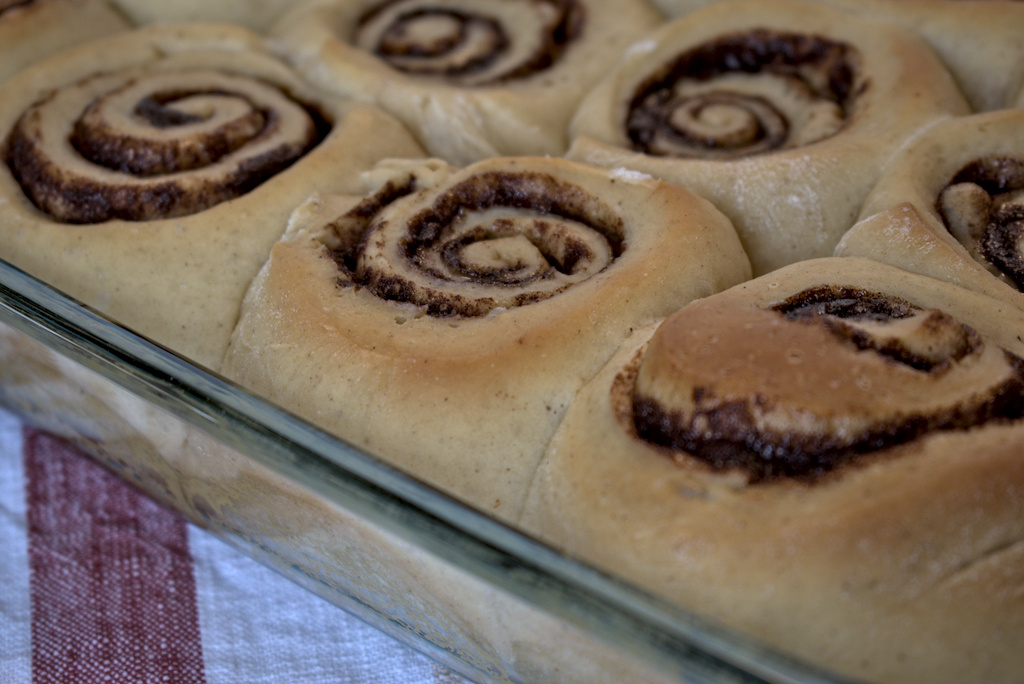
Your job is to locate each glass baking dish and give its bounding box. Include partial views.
[0,255,851,684]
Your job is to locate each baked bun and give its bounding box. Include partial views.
[0,0,128,84]
[565,0,969,275]
[268,0,664,165]
[521,256,1024,683]
[0,23,425,368]
[222,155,751,519]
[836,108,1024,310]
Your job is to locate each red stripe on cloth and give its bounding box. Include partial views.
[23,429,206,684]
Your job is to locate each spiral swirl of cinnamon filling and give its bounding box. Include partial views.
[324,168,624,317]
[627,29,856,159]
[631,285,1024,481]
[0,0,33,15]
[5,69,328,223]
[938,157,1024,291]
[354,0,583,86]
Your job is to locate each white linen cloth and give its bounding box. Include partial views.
[0,407,471,684]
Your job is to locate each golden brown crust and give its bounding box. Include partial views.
[222,155,751,520]
[521,257,1024,683]
[0,24,426,368]
[565,0,970,275]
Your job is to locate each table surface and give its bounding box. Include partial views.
[0,407,472,684]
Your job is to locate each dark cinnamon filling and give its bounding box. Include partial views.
[981,204,1024,288]
[949,157,1024,194]
[134,95,211,128]
[627,29,857,158]
[634,373,1024,482]
[633,286,1024,482]
[8,132,314,224]
[0,0,33,15]
[4,79,331,223]
[401,170,625,255]
[72,89,274,177]
[772,285,918,321]
[327,169,624,317]
[374,9,509,77]
[438,218,591,283]
[938,157,1024,290]
[773,285,982,371]
[356,0,584,85]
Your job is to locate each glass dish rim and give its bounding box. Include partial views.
[0,256,850,684]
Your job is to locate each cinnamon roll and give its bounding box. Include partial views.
[520,256,1024,684]
[565,0,969,275]
[0,0,128,84]
[267,0,663,165]
[836,109,1024,309]
[0,24,426,368]
[221,155,751,520]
